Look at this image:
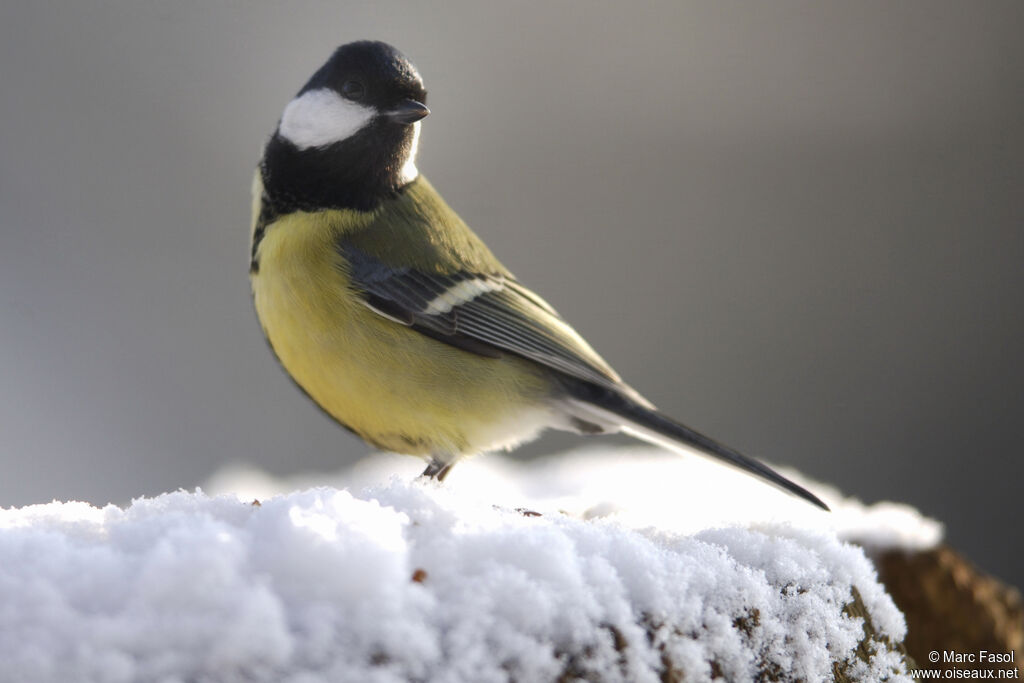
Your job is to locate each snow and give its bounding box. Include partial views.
[207,446,942,551]
[0,446,936,682]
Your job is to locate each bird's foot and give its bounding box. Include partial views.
[419,458,454,481]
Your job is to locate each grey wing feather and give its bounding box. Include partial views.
[339,243,626,393]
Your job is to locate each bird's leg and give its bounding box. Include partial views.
[419,458,454,481]
[435,462,454,481]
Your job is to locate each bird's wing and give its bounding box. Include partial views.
[337,241,829,511]
[338,242,628,393]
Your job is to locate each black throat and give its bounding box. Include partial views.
[260,118,414,216]
[250,121,416,273]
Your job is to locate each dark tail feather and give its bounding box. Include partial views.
[566,387,830,511]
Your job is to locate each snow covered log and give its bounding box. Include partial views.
[1,447,949,682]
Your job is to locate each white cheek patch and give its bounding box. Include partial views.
[278,88,375,150]
[399,120,421,184]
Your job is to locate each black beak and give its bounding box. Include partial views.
[383,99,430,124]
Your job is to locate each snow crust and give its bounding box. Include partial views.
[0,446,936,682]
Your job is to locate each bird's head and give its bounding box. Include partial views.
[261,41,429,212]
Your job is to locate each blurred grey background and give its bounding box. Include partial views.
[0,2,1020,583]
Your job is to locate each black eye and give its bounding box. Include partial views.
[341,80,365,100]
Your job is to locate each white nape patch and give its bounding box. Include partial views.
[423,277,504,315]
[399,120,421,184]
[278,88,375,150]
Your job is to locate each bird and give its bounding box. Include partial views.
[249,40,828,510]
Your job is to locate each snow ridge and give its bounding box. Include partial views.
[0,447,927,682]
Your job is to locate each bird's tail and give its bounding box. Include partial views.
[564,386,830,511]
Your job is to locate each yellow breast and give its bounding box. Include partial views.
[249,204,553,458]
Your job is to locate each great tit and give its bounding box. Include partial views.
[249,40,828,510]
